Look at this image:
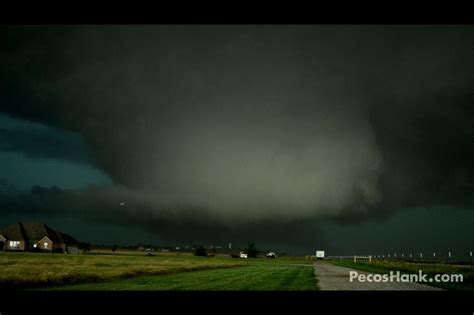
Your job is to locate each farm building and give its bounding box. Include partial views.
[0,222,80,253]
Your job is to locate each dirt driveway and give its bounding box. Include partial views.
[314,261,443,290]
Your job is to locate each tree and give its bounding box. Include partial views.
[112,244,118,253]
[194,245,207,257]
[78,242,91,254]
[247,241,259,258]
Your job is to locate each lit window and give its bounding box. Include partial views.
[9,241,19,247]
[44,242,48,248]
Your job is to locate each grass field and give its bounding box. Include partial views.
[329,259,474,290]
[0,251,243,289]
[44,264,317,290]
[0,250,317,290]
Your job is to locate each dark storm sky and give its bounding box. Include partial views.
[0,25,473,255]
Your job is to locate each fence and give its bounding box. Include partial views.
[327,251,473,265]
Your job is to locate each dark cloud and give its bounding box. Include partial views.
[0,184,325,250]
[0,123,95,165]
[0,25,473,247]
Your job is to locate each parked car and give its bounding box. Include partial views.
[239,251,248,259]
[266,252,277,259]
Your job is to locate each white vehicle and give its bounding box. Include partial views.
[239,251,248,259]
[316,250,325,260]
[266,252,277,259]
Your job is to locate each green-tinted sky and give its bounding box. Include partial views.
[0,25,473,255]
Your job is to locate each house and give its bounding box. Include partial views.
[0,222,80,254]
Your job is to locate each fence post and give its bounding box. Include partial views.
[354,256,356,263]
[470,251,472,271]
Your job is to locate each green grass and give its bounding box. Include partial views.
[43,264,317,290]
[0,251,244,289]
[0,251,316,290]
[328,259,474,290]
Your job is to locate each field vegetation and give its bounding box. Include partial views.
[0,250,242,289]
[44,263,316,290]
[0,250,317,290]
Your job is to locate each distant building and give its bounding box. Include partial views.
[0,222,79,254]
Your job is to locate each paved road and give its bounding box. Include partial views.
[314,261,443,290]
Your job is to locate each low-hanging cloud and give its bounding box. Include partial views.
[0,25,473,241]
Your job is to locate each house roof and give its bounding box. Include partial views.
[23,222,63,242]
[0,222,28,241]
[58,232,79,245]
[0,222,79,244]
